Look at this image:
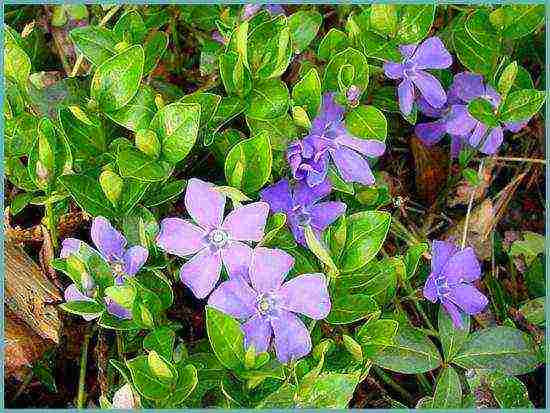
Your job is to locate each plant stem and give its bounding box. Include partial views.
[401,280,436,331]
[488,156,546,164]
[461,159,485,250]
[45,201,58,249]
[116,331,124,359]
[416,373,432,394]
[77,328,92,409]
[373,366,414,404]
[11,370,34,402]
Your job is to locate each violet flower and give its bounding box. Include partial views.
[208,247,331,363]
[260,178,346,246]
[242,4,285,20]
[61,217,148,319]
[156,178,269,299]
[287,93,386,187]
[415,72,530,156]
[211,30,226,45]
[423,240,488,329]
[384,36,452,115]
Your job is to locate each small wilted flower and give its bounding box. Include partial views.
[287,93,386,187]
[208,247,331,363]
[156,178,269,298]
[260,178,346,246]
[423,240,488,329]
[384,36,452,115]
[61,217,148,319]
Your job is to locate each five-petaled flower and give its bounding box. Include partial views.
[287,93,386,187]
[384,36,452,116]
[260,178,346,246]
[416,72,529,156]
[61,217,148,320]
[423,240,488,328]
[156,178,269,299]
[208,247,331,363]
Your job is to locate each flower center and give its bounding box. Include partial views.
[435,275,450,297]
[256,293,279,316]
[208,229,229,248]
[293,205,311,227]
[110,261,125,276]
[403,60,417,78]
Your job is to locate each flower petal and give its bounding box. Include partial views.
[122,246,148,276]
[331,146,375,186]
[479,126,503,155]
[442,247,481,284]
[180,249,222,299]
[260,179,293,213]
[278,274,331,319]
[293,179,331,207]
[415,121,447,146]
[384,62,404,79]
[185,178,226,230]
[64,284,92,302]
[442,300,465,329]
[106,299,132,319]
[221,241,253,282]
[423,275,438,303]
[431,240,458,275]
[305,154,330,187]
[309,201,346,231]
[223,202,269,242]
[445,105,477,136]
[60,238,82,258]
[468,121,487,147]
[287,214,307,246]
[250,247,294,293]
[91,216,126,262]
[156,218,206,257]
[412,70,447,109]
[448,72,485,103]
[208,278,257,319]
[319,92,345,123]
[399,44,417,59]
[448,284,488,315]
[398,79,415,115]
[242,314,272,353]
[416,95,444,117]
[450,135,466,158]
[336,135,386,157]
[271,310,312,363]
[411,36,452,69]
[505,120,528,133]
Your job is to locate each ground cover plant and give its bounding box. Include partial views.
[3,3,547,409]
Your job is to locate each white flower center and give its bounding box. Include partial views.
[208,229,229,248]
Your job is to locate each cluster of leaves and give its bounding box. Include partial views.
[4,4,545,409]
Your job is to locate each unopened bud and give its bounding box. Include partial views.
[347,85,361,106]
[99,170,123,205]
[135,129,160,158]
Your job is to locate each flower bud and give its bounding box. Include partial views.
[99,170,123,205]
[135,129,161,158]
[346,85,361,106]
[292,105,311,129]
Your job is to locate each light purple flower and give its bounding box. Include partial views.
[156,178,269,299]
[423,240,488,329]
[346,85,361,105]
[61,217,147,320]
[384,36,452,115]
[211,30,226,45]
[260,178,346,246]
[242,4,285,20]
[208,247,331,363]
[287,93,386,187]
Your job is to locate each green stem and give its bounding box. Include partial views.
[77,328,92,409]
[116,331,124,360]
[416,373,432,394]
[373,366,414,404]
[402,280,436,331]
[45,201,58,249]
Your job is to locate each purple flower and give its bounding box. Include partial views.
[61,217,148,320]
[208,247,331,363]
[211,30,226,45]
[384,36,452,115]
[423,240,488,329]
[415,72,530,156]
[156,178,269,299]
[260,178,346,246]
[346,85,361,105]
[287,93,386,187]
[242,4,285,20]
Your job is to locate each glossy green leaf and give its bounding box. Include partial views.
[288,10,322,53]
[345,105,387,141]
[468,98,499,128]
[180,92,221,127]
[143,31,169,75]
[126,355,173,400]
[519,297,545,326]
[356,318,399,359]
[118,147,173,182]
[323,48,369,93]
[497,61,518,97]
[106,85,156,132]
[396,4,436,43]
[113,10,147,44]
[487,371,534,408]
[205,306,245,371]
[59,300,105,317]
[143,179,186,207]
[403,242,428,279]
[246,114,297,151]
[292,68,322,119]
[317,28,349,61]
[59,107,106,163]
[296,373,359,408]
[59,174,116,218]
[5,27,31,88]
[499,89,545,123]
[433,367,462,409]
[246,79,289,120]
[370,5,397,37]
[327,294,378,325]
[496,5,544,40]
[438,307,470,362]
[70,26,119,66]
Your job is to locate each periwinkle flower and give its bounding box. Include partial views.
[384,36,452,115]
[61,217,148,319]
[208,247,331,363]
[242,4,285,20]
[423,240,488,329]
[260,178,346,246]
[156,178,269,299]
[211,30,226,45]
[287,93,386,187]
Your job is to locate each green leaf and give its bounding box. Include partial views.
[113,10,147,44]
[206,306,245,371]
[59,107,106,163]
[59,300,105,318]
[5,27,31,89]
[10,192,35,216]
[519,297,545,326]
[497,61,518,97]
[317,28,349,61]
[357,30,401,62]
[138,271,173,311]
[143,31,169,75]
[143,179,186,208]
[126,355,172,400]
[143,327,176,362]
[304,226,337,277]
[149,103,200,164]
[160,364,198,407]
[118,179,150,215]
[497,5,544,40]
[219,51,252,97]
[340,211,391,273]
[246,114,297,151]
[106,85,156,132]
[246,79,289,120]
[438,307,470,362]
[499,89,545,123]
[326,294,378,325]
[370,5,397,37]
[117,147,173,182]
[356,318,399,359]
[487,371,534,408]
[345,105,387,141]
[296,372,359,408]
[323,48,369,93]
[509,231,545,265]
[224,131,272,194]
[257,384,297,408]
[105,284,136,309]
[59,174,117,218]
[432,367,462,409]
[371,326,442,373]
[396,4,436,43]
[148,350,176,382]
[70,26,118,66]
[292,68,321,119]
[288,10,322,53]
[180,92,221,127]
[91,45,144,112]
[98,312,138,330]
[468,98,499,128]
[453,326,539,375]
[403,242,428,279]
